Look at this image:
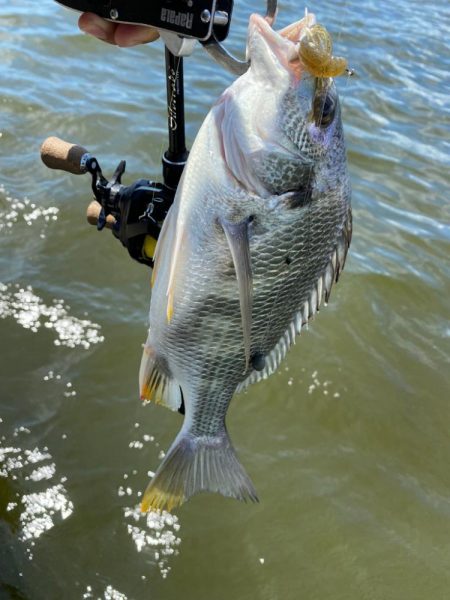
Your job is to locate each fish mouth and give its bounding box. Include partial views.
[249,11,317,68]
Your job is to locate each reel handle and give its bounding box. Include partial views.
[40,136,91,175]
[86,200,116,229]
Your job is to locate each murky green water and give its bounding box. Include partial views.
[1,0,449,598]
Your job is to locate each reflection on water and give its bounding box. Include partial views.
[0,405,181,599]
[82,586,127,599]
[0,283,104,349]
[123,506,181,578]
[0,419,73,554]
[0,186,59,237]
[120,425,182,579]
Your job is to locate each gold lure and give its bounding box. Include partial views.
[298,24,348,77]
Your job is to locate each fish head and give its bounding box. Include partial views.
[247,12,318,83]
[237,12,348,197]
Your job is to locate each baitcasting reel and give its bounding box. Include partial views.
[40,136,180,268]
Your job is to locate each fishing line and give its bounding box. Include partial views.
[334,0,353,107]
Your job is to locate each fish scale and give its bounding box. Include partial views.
[138,12,352,512]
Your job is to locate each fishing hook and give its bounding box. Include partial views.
[202,0,278,75]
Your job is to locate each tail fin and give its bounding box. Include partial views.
[140,427,258,512]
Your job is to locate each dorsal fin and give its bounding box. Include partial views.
[236,211,352,393]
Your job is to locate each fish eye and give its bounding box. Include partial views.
[313,92,336,128]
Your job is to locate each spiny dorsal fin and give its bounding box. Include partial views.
[236,210,352,393]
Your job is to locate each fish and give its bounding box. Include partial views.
[139,11,352,512]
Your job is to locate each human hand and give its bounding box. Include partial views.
[78,12,159,47]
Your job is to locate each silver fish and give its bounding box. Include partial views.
[139,12,352,512]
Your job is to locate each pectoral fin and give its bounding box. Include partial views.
[221,217,253,369]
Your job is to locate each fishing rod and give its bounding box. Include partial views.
[41,0,277,267]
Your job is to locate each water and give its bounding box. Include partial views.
[1,0,449,598]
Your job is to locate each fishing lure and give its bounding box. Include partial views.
[298,23,348,77]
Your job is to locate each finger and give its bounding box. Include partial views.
[78,12,118,44]
[114,24,160,47]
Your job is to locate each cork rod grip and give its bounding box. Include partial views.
[86,201,116,230]
[40,136,90,175]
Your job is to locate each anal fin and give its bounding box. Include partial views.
[139,344,182,412]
